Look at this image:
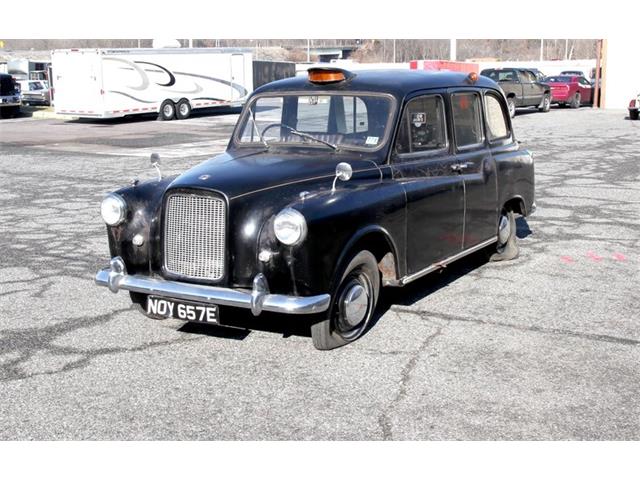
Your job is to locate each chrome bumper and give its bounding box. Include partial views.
[95,257,331,316]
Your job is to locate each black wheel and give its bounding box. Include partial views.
[630,109,639,120]
[507,97,516,118]
[539,93,551,112]
[570,93,581,109]
[489,209,519,262]
[176,99,191,120]
[311,250,380,350]
[158,100,176,121]
[0,107,9,119]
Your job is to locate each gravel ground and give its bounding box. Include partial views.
[0,106,638,440]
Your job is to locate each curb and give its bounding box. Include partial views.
[28,109,78,121]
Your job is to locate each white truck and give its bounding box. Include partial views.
[51,48,253,120]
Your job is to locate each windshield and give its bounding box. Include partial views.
[236,93,394,151]
[481,70,517,82]
[29,81,45,90]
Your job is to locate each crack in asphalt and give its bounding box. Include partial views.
[0,308,202,382]
[391,307,640,347]
[378,321,447,441]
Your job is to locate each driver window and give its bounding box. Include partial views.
[394,95,447,156]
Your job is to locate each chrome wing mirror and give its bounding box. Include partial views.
[331,162,353,193]
[150,153,162,181]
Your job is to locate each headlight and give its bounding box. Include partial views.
[274,208,307,246]
[100,193,127,226]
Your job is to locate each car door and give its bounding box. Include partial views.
[518,70,538,106]
[449,89,499,248]
[390,92,465,274]
[578,76,593,103]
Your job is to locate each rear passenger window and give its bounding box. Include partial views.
[484,94,509,141]
[394,95,447,155]
[451,92,484,148]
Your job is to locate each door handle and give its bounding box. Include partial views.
[451,162,472,172]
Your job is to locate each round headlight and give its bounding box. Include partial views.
[274,208,307,246]
[100,193,127,226]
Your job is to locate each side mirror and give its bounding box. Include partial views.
[150,153,162,181]
[332,162,353,193]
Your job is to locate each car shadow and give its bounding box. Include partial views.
[66,106,242,126]
[180,219,534,344]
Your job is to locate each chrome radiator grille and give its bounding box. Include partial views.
[164,193,226,281]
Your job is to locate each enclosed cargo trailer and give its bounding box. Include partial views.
[51,48,253,120]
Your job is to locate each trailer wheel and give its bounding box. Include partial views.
[158,100,176,121]
[176,99,191,120]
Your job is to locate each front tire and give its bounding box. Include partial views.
[507,97,516,118]
[311,250,380,350]
[158,100,176,121]
[490,209,519,262]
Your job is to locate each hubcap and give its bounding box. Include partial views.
[342,283,368,328]
[179,103,189,115]
[163,104,173,117]
[498,214,511,245]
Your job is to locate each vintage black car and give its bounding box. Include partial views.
[96,67,535,350]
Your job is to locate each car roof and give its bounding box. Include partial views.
[253,69,500,99]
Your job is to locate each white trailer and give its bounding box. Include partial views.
[51,48,253,120]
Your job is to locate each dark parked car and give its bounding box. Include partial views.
[545,75,594,108]
[480,68,551,117]
[0,73,21,118]
[95,68,536,350]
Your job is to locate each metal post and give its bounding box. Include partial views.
[540,39,544,61]
[564,39,568,60]
[393,39,396,63]
[593,40,602,108]
[450,39,456,61]
[189,39,193,48]
[307,39,310,62]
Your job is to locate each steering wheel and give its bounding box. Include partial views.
[261,123,305,140]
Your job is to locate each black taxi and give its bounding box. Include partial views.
[96,67,535,350]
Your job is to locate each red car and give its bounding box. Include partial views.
[546,75,594,108]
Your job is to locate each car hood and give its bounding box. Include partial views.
[167,148,380,200]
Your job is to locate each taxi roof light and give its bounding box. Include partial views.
[307,68,352,84]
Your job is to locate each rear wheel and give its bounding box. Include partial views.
[570,92,581,109]
[490,209,519,262]
[539,93,551,112]
[311,250,380,350]
[158,100,176,121]
[176,99,191,120]
[507,97,516,118]
[630,109,639,120]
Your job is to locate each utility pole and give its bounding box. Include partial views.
[307,39,310,62]
[189,39,193,48]
[564,39,568,60]
[450,39,456,61]
[540,39,544,61]
[393,39,396,63]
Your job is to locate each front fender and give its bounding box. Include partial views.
[255,170,406,297]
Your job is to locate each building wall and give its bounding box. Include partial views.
[602,37,640,110]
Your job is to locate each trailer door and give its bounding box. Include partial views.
[52,51,103,114]
[230,54,245,101]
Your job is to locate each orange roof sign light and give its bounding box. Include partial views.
[307,68,353,84]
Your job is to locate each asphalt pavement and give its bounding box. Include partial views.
[0,106,638,440]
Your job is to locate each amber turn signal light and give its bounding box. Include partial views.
[467,71,479,83]
[308,68,348,84]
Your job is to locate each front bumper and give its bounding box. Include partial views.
[95,257,331,316]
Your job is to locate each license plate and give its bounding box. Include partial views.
[147,297,219,323]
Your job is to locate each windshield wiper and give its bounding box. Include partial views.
[280,124,338,151]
